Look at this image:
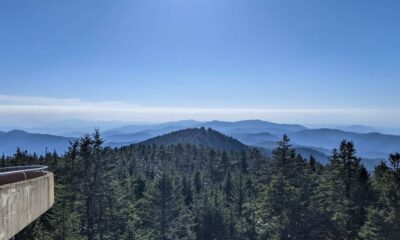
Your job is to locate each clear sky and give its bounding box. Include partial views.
[0,0,399,126]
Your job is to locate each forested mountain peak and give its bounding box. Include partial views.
[137,127,248,151]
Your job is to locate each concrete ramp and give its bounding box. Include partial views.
[0,169,54,240]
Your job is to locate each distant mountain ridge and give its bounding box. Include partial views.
[103,119,307,136]
[197,120,307,135]
[289,128,400,159]
[0,130,74,156]
[135,127,334,165]
[105,120,202,135]
[137,127,248,152]
[115,120,400,167]
[0,119,399,169]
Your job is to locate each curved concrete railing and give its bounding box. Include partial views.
[0,165,49,186]
[0,166,54,240]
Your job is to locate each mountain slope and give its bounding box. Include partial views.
[105,120,202,135]
[104,119,308,139]
[138,128,248,151]
[104,131,154,143]
[333,125,378,134]
[198,120,308,136]
[232,132,279,146]
[0,130,75,155]
[290,129,400,159]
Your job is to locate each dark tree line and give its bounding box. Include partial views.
[2,130,399,240]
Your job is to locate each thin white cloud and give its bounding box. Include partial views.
[0,94,83,106]
[0,94,381,113]
[0,95,398,126]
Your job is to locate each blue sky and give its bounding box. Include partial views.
[0,0,399,126]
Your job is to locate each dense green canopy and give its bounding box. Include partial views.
[2,129,399,240]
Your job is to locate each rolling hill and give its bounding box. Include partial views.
[232,132,279,146]
[103,131,155,144]
[104,119,308,138]
[101,120,400,166]
[197,120,308,136]
[1,119,399,168]
[289,129,400,159]
[104,120,202,135]
[137,127,248,151]
[0,130,75,155]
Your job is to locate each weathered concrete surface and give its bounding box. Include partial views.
[0,172,54,240]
